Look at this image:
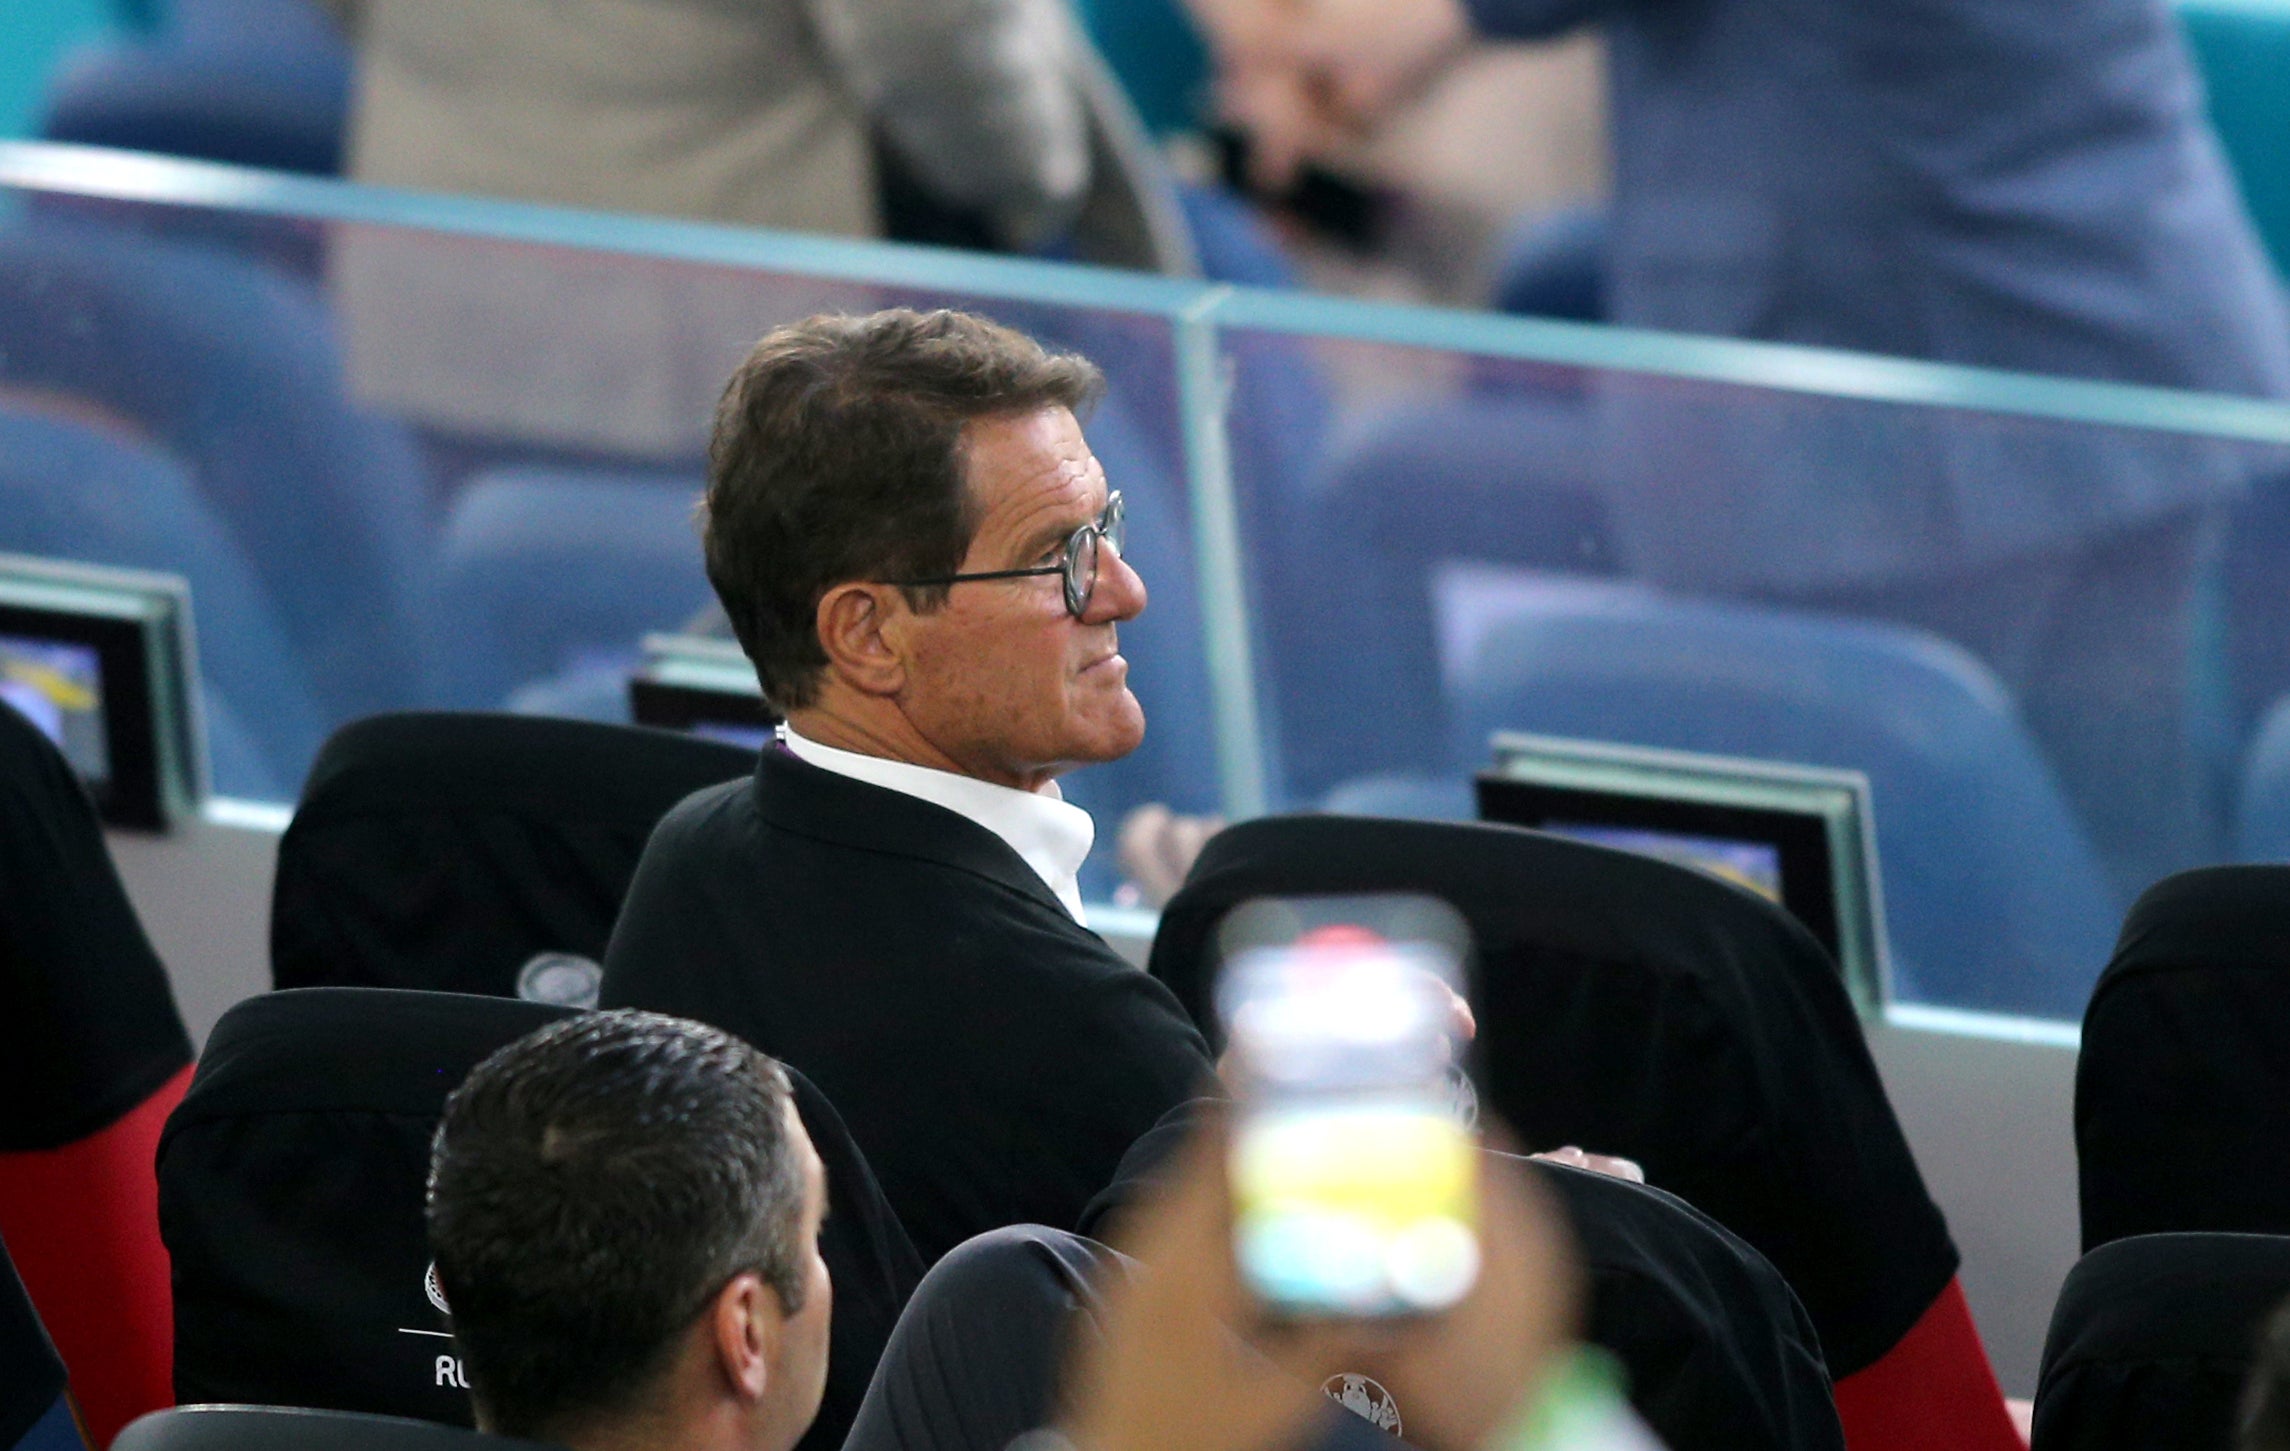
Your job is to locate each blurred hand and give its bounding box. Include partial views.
[1063,1111,1582,1451]
[1355,1145,1583,1451]
[1271,0,1476,125]
[1116,804,1225,909]
[1186,0,1474,186]
[1530,1146,1647,1184]
[1061,1115,1357,1451]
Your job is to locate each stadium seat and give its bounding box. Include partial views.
[1150,814,2023,1451]
[2237,693,2290,860]
[0,701,195,1448]
[270,713,756,1000]
[2176,0,2290,279]
[0,217,436,728]
[2032,1232,2290,1451]
[1491,203,1610,322]
[2078,866,2290,1251]
[0,400,324,796]
[115,1405,539,1451]
[1271,393,1617,799]
[1452,587,2119,1018]
[428,466,711,711]
[38,0,349,176]
[1,1234,86,1451]
[160,988,922,1451]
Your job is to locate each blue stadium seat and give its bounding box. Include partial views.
[429,466,712,711]
[0,403,320,797]
[1176,181,1301,290]
[1450,588,2120,1018]
[0,218,435,725]
[2236,693,2290,861]
[1491,203,1609,321]
[1269,392,1616,799]
[38,0,349,175]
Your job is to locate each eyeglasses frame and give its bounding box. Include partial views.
[891,490,1125,619]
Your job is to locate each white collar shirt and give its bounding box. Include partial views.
[778,723,1095,925]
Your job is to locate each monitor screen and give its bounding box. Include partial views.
[1541,821,1784,906]
[0,632,111,787]
[1476,732,1887,1008]
[628,633,776,750]
[0,555,200,830]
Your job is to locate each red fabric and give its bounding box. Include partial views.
[1833,1275,2026,1451]
[0,1065,189,1450]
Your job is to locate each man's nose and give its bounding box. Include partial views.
[1087,540,1146,623]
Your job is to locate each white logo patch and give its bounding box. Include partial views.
[424,1261,452,1317]
[516,953,603,1009]
[1323,1374,1403,1436]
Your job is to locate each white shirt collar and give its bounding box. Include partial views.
[777,723,1095,924]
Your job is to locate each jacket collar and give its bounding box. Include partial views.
[749,745,1078,921]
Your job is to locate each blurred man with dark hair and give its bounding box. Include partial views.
[602,309,1214,1265]
[427,1010,831,1451]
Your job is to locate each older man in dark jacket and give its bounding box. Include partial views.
[601,309,1212,1265]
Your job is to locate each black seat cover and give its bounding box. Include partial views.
[2032,1232,2290,1451]
[159,989,922,1451]
[271,714,755,998]
[1079,1099,1844,1451]
[2078,867,2290,1252]
[1148,814,1956,1381]
[114,1405,557,1451]
[0,699,190,1153]
[0,1233,67,1448]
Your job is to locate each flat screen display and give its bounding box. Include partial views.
[1477,733,1887,1009]
[1541,822,1785,905]
[0,556,200,830]
[1476,774,1845,975]
[627,677,776,747]
[0,632,111,787]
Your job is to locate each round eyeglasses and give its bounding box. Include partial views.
[894,491,1125,619]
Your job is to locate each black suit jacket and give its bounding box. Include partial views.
[600,746,1214,1263]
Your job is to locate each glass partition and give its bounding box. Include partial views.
[1219,321,2290,1019]
[8,140,2290,1019]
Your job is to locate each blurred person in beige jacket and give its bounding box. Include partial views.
[320,0,1190,458]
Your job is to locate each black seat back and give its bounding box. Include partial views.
[0,1232,71,1451]
[272,713,755,1000]
[2078,866,2290,1252]
[2033,1232,2290,1451]
[159,989,921,1451]
[1149,813,1954,1380]
[0,698,191,1155]
[160,989,576,1424]
[113,1406,553,1451]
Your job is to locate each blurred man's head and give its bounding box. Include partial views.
[704,308,1146,791]
[427,1011,830,1451]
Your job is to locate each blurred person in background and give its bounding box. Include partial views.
[322,0,1195,464]
[1188,0,2290,899]
[324,0,1089,252]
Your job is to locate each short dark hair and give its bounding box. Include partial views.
[427,1010,810,1441]
[702,308,1105,711]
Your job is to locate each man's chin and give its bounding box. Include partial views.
[1070,695,1147,766]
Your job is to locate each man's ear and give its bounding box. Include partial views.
[813,583,909,698]
[710,1272,782,1404]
